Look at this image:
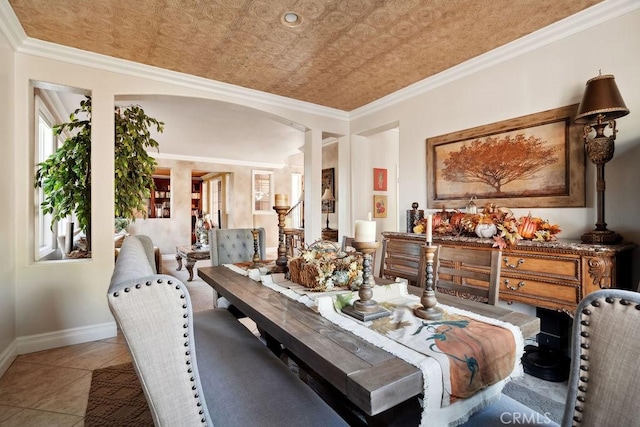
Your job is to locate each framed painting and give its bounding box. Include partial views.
[426,104,584,209]
[373,168,387,191]
[373,195,387,218]
[322,168,335,213]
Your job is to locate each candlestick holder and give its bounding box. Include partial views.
[250,228,262,268]
[342,241,390,322]
[414,244,443,320]
[273,205,290,273]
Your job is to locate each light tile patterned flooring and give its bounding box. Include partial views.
[0,334,131,426]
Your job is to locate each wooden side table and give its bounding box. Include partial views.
[175,245,211,281]
[321,228,338,242]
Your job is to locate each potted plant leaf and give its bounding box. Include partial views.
[35,96,164,256]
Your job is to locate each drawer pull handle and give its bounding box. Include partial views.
[504,279,526,291]
[504,257,525,269]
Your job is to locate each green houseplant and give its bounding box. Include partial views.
[35,96,164,255]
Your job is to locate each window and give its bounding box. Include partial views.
[35,98,57,259]
[33,83,91,261]
[252,170,273,213]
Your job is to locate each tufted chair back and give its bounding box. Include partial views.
[561,288,640,427]
[209,228,266,266]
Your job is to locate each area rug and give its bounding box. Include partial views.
[502,380,565,423]
[85,363,152,426]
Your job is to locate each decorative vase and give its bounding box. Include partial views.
[475,223,497,238]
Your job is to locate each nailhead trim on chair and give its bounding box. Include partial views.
[572,297,640,425]
[112,278,207,424]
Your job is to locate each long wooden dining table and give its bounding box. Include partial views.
[197,266,540,421]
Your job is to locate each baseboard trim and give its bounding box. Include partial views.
[16,322,118,355]
[0,339,18,378]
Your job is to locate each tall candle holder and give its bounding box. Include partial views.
[250,228,262,268]
[342,241,390,322]
[273,205,290,273]
[413,244,443,320]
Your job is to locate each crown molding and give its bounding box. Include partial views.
[350,0,640,119]
[150,152,286,170]
[0,0,25,48]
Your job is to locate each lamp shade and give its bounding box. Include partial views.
[575,74,629,124]
[321,188,334,201]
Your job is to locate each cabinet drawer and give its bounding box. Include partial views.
[501,252,580,282]
[500,277,579,308]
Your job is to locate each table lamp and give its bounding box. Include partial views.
[321,188,335,230]
[575,73,629,244]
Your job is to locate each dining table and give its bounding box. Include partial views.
[197,265,540,423]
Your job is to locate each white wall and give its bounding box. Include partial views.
[0,26,16,375]
[351,9,640,287]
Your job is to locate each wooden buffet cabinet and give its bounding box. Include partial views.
[382,232,636,314]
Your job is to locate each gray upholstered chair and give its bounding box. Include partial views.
[209,227,265,266]
[209,228,266,313]
[462,288,640,426]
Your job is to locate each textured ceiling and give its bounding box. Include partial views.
[9,0,602,111]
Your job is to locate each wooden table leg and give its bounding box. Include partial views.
[176,253,183,271]
[185,257,196,281]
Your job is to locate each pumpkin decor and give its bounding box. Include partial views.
[411,204,561,248]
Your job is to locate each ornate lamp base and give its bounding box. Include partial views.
[341,241,390,322]
[581,229,623,245]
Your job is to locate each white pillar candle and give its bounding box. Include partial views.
[274,194,289,207]
[426,214,433,245]
[354,219,376,242]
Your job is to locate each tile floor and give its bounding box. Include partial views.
[0,333,131,426]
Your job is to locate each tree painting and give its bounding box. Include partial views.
[442,134,559,194]
[427,105,584,209]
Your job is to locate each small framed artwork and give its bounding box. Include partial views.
[373,195,387,218]
[373,168,387,191]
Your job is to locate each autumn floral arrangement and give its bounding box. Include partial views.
[288,242,364,291]
[413,204,561,249]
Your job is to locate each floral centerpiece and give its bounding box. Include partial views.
[413,204,561,249]
[288,242,364,291]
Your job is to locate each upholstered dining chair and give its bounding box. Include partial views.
[209,228,266,316]
[434,246,502,305]
[462,288,640,426]
[209,227,265,266]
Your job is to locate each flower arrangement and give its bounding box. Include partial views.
[413,204,561,249]
[288,243,364,291]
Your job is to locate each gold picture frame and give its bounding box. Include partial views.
[426,104,584,209]
[373,195,387,218]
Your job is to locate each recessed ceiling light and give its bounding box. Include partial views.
[281,11,302,27]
